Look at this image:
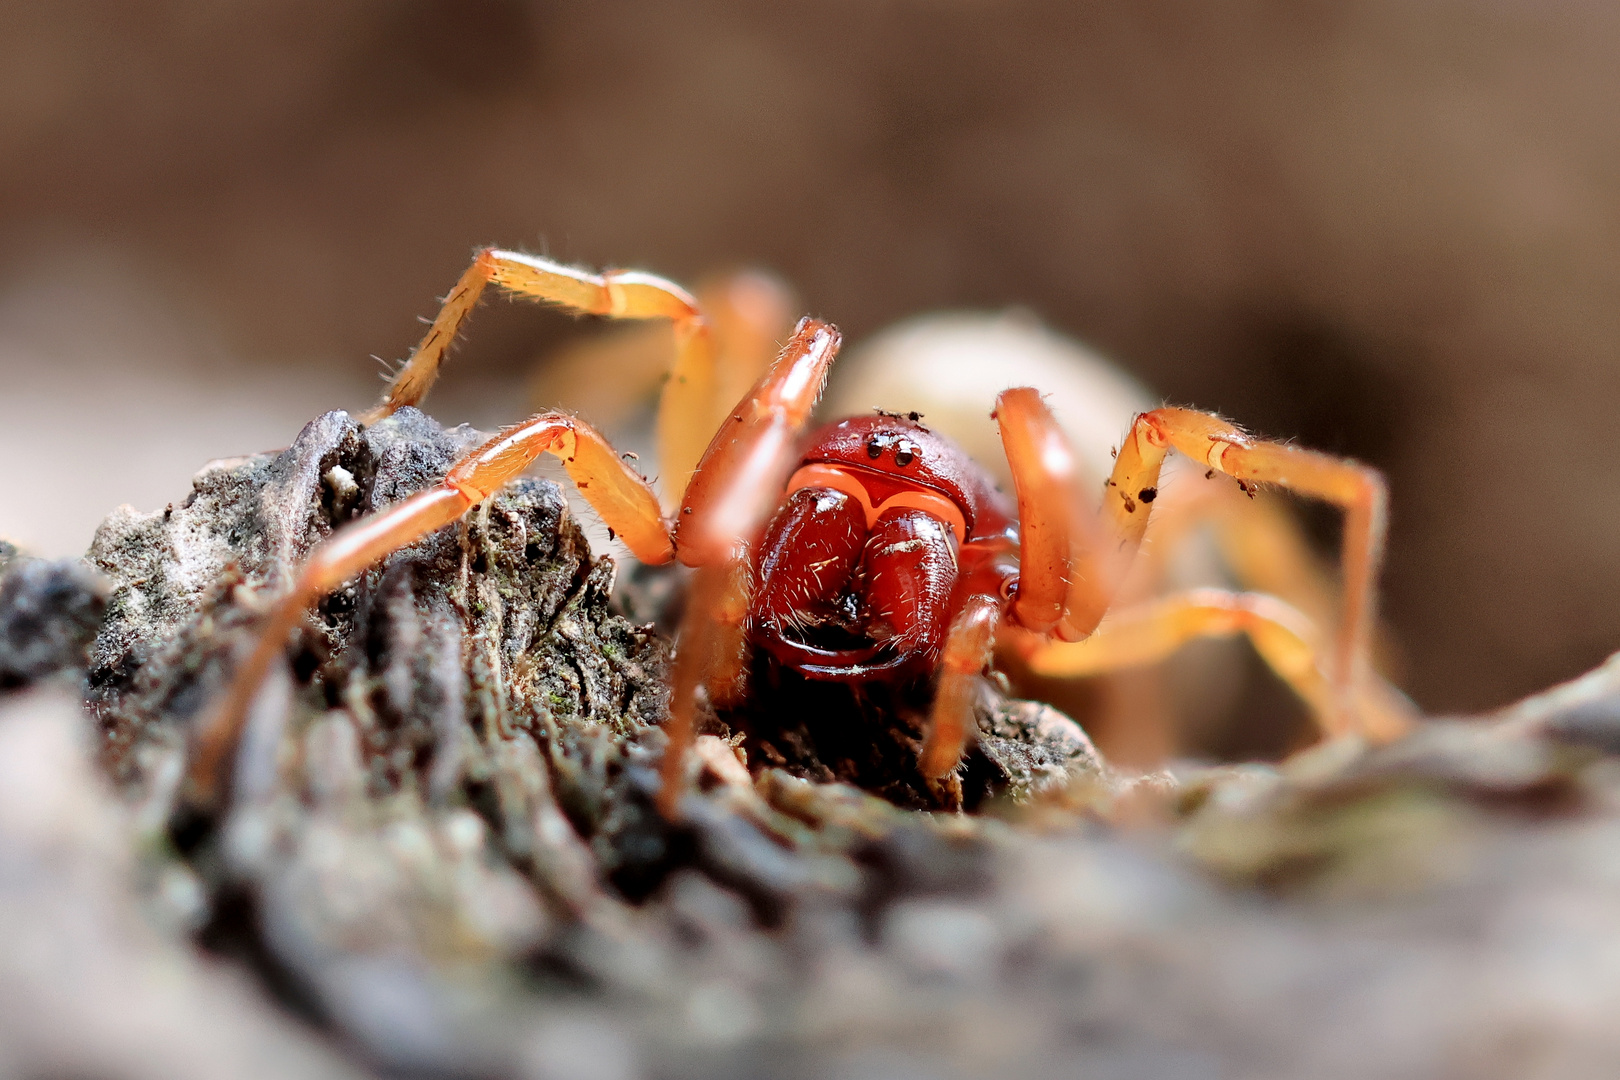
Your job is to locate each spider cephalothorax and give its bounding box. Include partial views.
[187,247,1413,820]
[751,413,1010,682]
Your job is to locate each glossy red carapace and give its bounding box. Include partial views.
[750,412,1016,682]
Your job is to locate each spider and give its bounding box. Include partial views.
[189,247,1410,819]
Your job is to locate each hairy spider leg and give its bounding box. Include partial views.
[360,247,719,507]
[657,560,749,819]
[918,593,1002,778]
[921,390,1405,779]
[1023,589,1318,686]
[1113,479,1333,619]
[1100,476,1415,734]
[657,318,843,818]
[673,318,842,567]
[994,387,1119,637]
[1010,589,1411,741]
[656,271,798,507]
[697,272,801,434]
[527,271,797,475]
[187,413,673,810]
[918,387,1115,779]
[1097,407,1391,737]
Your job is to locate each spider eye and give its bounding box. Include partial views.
[866,439,883,459]
[894,448,915,466]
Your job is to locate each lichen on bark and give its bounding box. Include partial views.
[46,406,1106,1074]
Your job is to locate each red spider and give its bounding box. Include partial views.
[190,248,1410,818]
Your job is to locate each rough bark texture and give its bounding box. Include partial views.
[5,409,1620,1078]
[0,540,105,689]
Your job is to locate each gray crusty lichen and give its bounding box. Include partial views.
[63,407,1110,1074]
[85,408,664,786]
[0,538,105,689]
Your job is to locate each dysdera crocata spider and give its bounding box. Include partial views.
[189,247,1409,818]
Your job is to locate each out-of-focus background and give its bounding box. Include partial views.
[0,1,1616,719]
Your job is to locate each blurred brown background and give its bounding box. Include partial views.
[0,1,1615,717]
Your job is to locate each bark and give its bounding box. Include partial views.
[3,408,1620,1078]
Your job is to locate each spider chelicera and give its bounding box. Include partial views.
[189,247,1411,818]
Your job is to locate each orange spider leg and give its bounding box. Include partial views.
[1012,589,1409,742]
[188,413,672,809]
[1196,490,1336,623]
[919,387,1109,779]
[1015,589,1318,693]
[655,319,843,816]
[674,318,842,567]
[1108,472,1334,632]
[527,270,795,455]
[655,559,751,819]
[999,406,1354,759]
[446,414,674,565]
[1201,491,1417,686]
[993,387,1117,639]
[189,486,469,805]
[361,247,717,506]
[919,594,1002,778]
[1102,407,1391,736]
[681,271,798,473]
[1112,476,1414,688]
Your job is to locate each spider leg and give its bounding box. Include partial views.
[1057,474,1412,752]
[368,248,708,422]
[1103,407,1389,735]
[919,593,1002,778]
[187,412,672,810]
[661,271,798,501]
[993,387,1118,638]
[656,559,750,819]
[1114,478,1333,617]
[363,247,725,504]
[986,390,1405,768]
[655,318,843,816]
[1113,475,1411,693]
[1012,589,1413,742]
[911,387,1118,782]
[674,318,841,567]
[525,270,797,509]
